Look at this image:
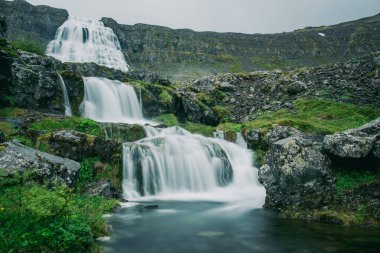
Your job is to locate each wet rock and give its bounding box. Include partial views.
[0,141,80,186]
[85,180,114,198]
[259,136,333,209]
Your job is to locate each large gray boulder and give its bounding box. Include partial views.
[0,141,79,186]
[323,117,380,158]
[259,136,333,209]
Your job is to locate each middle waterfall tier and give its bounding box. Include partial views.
[81,77,144,123]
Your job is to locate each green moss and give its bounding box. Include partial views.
[243,99,380,134]
[212,106,231,122]
[0,122,17,138]
[12,39,45,56]
[0,38,18,58]
[159,90,173,105]
[0,108,27,118]
[184,122,216,137]
[153,114,179,127]
[12,135,33,147]
[217,122,242,132]
[31,117,103,137]
[196,93,214,106]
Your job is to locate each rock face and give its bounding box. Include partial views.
[101,14,380,80]
[0,0,68,46]
[0,141,80,186]
[323,117,380,159]
[0,16,6,37]
[85,180,114,198]
[259,131,333,209]
[49,130,122,163]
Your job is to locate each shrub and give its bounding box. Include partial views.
[159,90,173,105]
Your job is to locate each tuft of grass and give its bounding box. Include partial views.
[0,108,27,118]
[217,122,242,132]
[153,114,179,127]
[335,170,376,194]
[31,117,103,137]
[158,90,173,105]
[212,106,230,122]
[12,39,45,56]
[184,122,216,137]
[243,99,380,134]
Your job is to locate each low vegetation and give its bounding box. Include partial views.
[153,113,179,127]
[0,173,118,253]
[218,99,380,134]
[12,39,45,56]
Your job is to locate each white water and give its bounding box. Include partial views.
[57,74,72,116]
[47,16,129,72]
[123,126,265,206]
[81,77,153,124]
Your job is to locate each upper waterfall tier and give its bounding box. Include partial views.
[47,16,129,72]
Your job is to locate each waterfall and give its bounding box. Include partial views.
[122,126,265,203]
[57,74,72,116]
[46,16,129,72]
[80,77,146,124]
[235,132,248,149]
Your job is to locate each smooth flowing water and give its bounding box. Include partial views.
[101,202,380,253]
[47,16,129,71]
[57,73,72,116]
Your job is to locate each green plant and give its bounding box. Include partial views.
[12,39,45,56]
[0,172,118,253]
[217,122,242,132]
[0,107,27,118]
[159,90,173,105]
[153,114,179,127]
[184,122,216,137]
[335,170,376,194]
[212,106,231,122]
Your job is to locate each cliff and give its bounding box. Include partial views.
[0,0,68,46]
[102,14,380,80]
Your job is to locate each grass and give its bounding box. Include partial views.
[0,108,27,118]
[159,90,173,105]
[242,99,380,134]
[334,170,377,194]
[184,122,216,137]
[31,117,103,137]
[12,39,45,56]
[217,122,242,132]
[153,114,179,127]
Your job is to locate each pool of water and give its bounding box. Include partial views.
[101,201,380,253]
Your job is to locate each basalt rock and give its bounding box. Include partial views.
[259,136,333,209]
[0,141,80,186]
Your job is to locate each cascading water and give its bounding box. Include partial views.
[81,77,146,124]
[57,73,72,116]
[46,16,129,72]
[123,126,265,205]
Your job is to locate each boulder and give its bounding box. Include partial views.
[49,130,122,163]
[219,82,236,92]
[259,136,333,209]
[287,81,306,95]
[0,141,79,186]
[323,133,375,158]
[266,125,303,145]
[85,180,114,198]
[323,117,380,158]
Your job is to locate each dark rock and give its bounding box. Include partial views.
[49,130,122,163]
[287,81,306,95]
[0,131,5,143]
[373,141,380,159]
[85,180,115,198]
[181,92,219,126]
[259,136,333,209]
[0,16,6,37]
[99,123,146,142]
[266,125,303,145]
[0,141,80,186]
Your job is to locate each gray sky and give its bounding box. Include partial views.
[26,0,380,34]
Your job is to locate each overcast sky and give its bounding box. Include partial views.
[26,0,380,34]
